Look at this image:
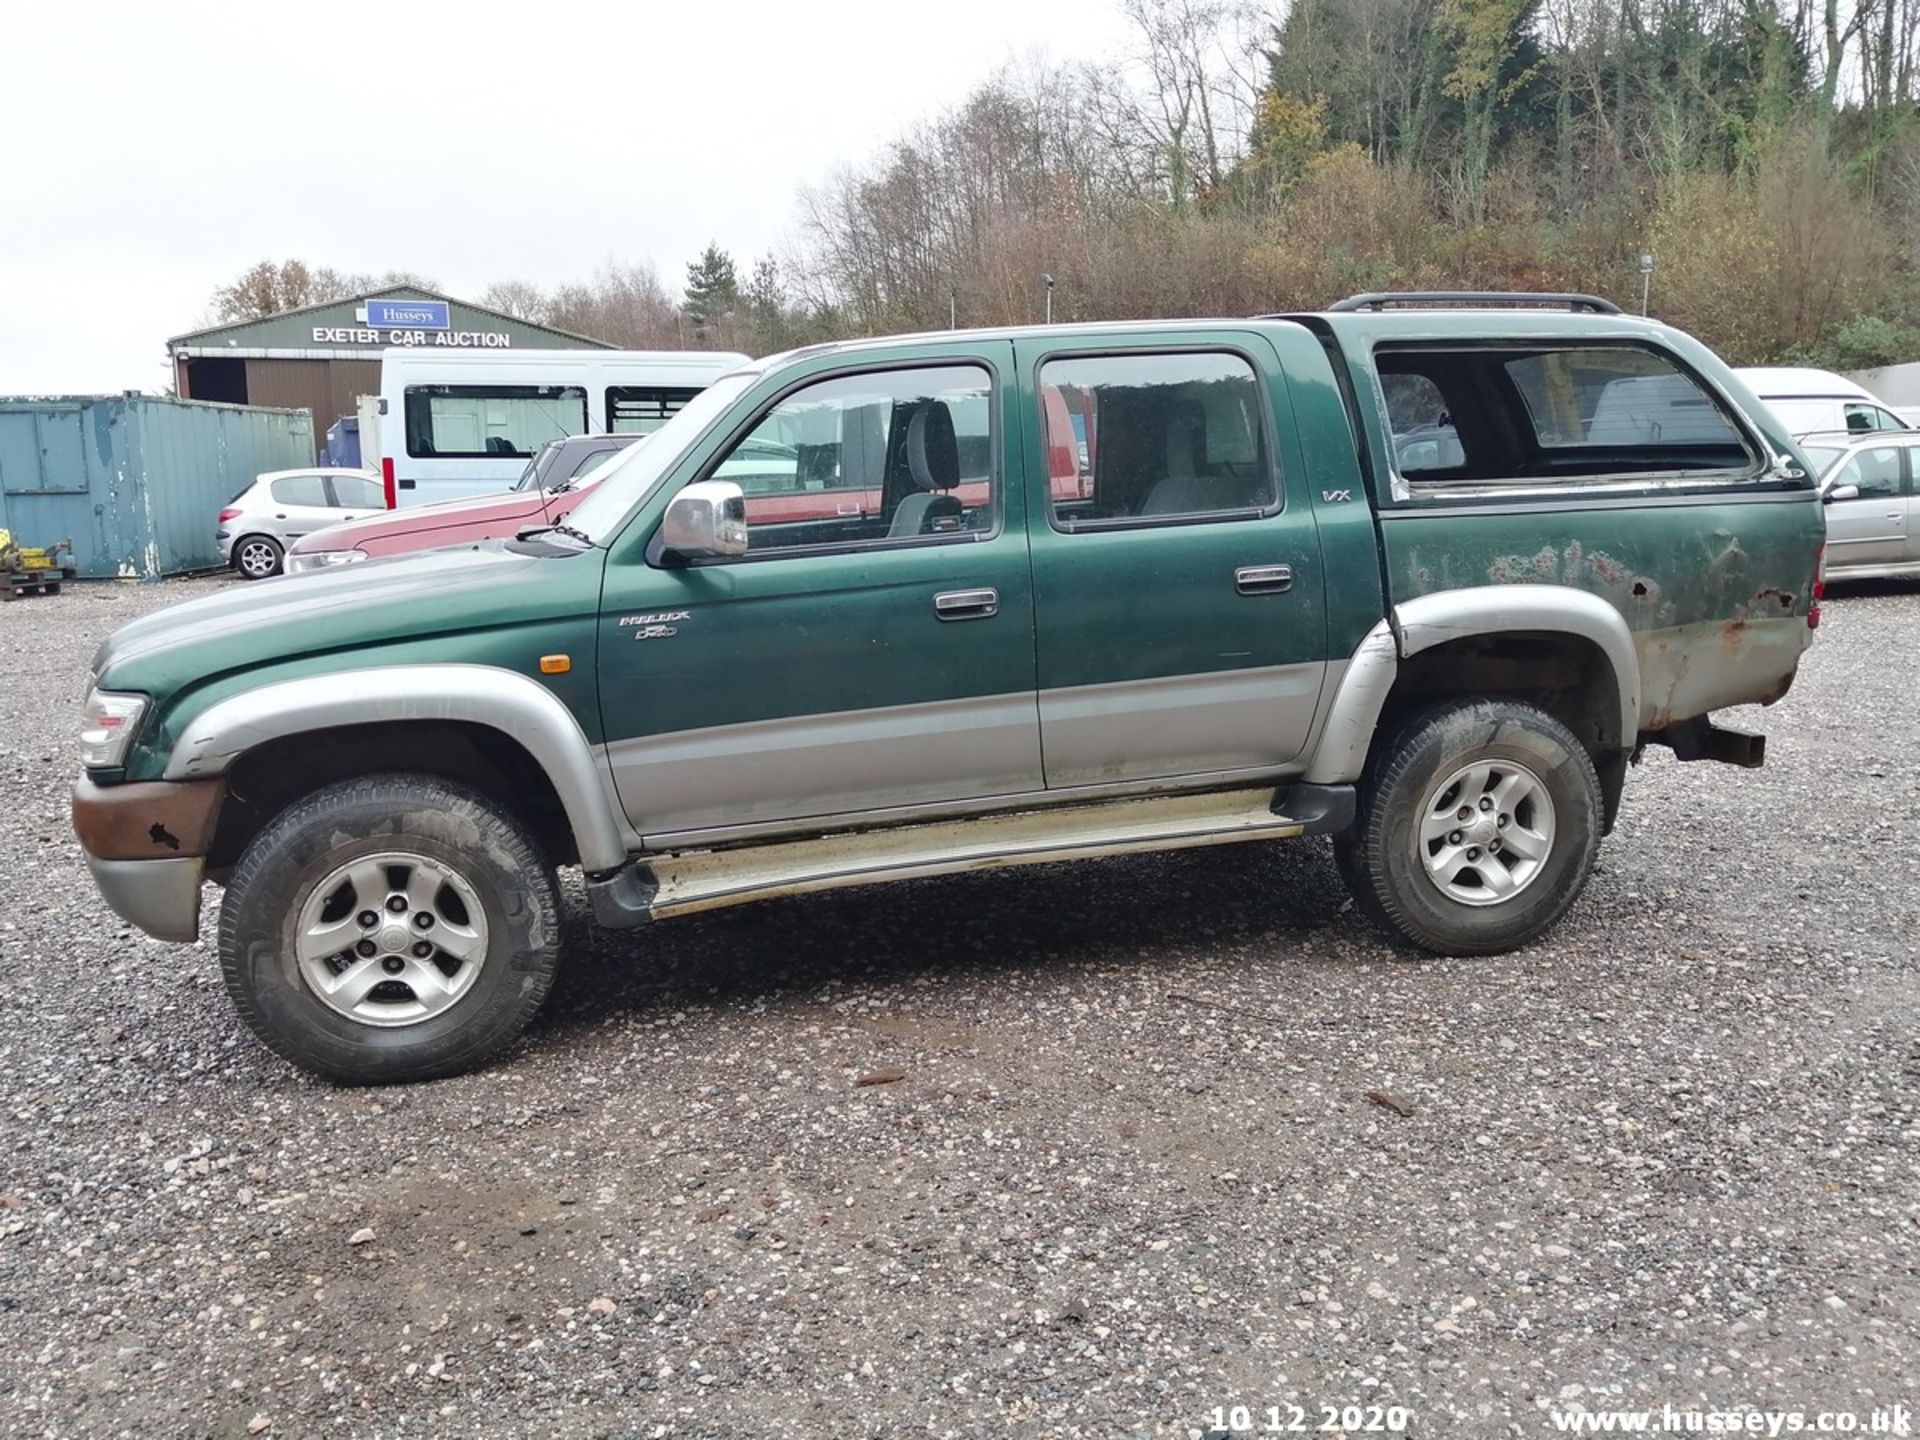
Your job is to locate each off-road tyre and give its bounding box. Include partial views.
[219,775,561,1083]
[1334,699,1603,956]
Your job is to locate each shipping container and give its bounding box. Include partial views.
[0,394,313,579]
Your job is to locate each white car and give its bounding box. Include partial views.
[1801,432,1920,580]
[216,469,386,579]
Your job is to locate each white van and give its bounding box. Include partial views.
[378,348,749,505]
[1732,366,1911,440]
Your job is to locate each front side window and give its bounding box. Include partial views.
[1832,446,1904,498]
[404,384,588,459]
[271,474,329,506]
[329,475,384,508]
[1038,351,1277,528]
[703,365,995,556]
[1378,343,1755,489]
[608,386,700,434]
[1844,402,1905,434]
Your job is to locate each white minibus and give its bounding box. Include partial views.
[378,348,749,505]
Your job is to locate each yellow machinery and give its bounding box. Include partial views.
[0,529,76,600]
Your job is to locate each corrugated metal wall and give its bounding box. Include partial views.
[0,396,313,578]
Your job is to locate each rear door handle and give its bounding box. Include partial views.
[933,587,999,621]
[1235,564,1294,595]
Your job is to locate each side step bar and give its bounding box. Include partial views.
[589,782,1354,928]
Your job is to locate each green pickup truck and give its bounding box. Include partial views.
[74,293,1827,1083]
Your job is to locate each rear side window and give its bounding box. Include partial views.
[1377,343,1756,491]
[270,475,329,506]
[404,385,587,459]
[1038,351,1277,528]
[607,386,700,434]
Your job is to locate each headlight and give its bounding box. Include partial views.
[286,548,369,574]
[80,690,148,769]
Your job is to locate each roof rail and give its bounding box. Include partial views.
[1327,291,1625,315]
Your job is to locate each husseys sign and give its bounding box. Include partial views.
[311,297,512,347]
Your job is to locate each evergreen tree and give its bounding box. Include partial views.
[683,244,740,335]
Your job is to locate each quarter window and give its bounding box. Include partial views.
[1038,351,1277,528]
[702,365,994,556]
[404,384,588,459]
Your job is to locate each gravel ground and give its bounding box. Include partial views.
[1,575,1916,1440]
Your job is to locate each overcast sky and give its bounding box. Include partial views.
[2,0,1136,395]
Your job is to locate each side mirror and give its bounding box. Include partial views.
[1824,482,1860,504]
[660,480,748,560]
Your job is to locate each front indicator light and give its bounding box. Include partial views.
[80,690,148,769]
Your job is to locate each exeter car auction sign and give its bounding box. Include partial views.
[309,325,513,347]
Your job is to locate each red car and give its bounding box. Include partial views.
[285,435,639,574]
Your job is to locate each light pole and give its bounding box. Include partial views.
[1042,273,1055,325]
[949,285,957,331]
[1638,252,1655,316]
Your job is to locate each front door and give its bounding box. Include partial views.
[1017,336,1328,788]
[1825,443,1908,570]
[596,347,1043,840]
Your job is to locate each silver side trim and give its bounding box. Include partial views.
[165,664,629,873]
[1302,622,1398,785]
[646,786,1305,919]
[1037,662,1326,788]
[606,691,1045,837]
[88,855,204,942]
[636,760,1303,850]
[1394,585,1642,739]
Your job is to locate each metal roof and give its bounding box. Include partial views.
[168,285,612,351]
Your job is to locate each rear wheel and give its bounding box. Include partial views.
[219,775,561,1083]
[1335,699,1603,955]
[232,536,283,580]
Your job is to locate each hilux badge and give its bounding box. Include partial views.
[619,610,690,641]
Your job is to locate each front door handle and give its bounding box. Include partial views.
[1235,564,1294,595]
[933,587,999,621]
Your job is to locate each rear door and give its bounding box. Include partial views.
[1016,332,1328,788]
[1824,444,1907,570]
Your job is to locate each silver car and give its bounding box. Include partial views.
[216,469,386,579]
[1802,433,1920,581]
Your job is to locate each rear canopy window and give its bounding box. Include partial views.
[404,384,587,459]
[1377,343,1756,491]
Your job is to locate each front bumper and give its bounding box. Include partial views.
[86,854,206,942]
[73,777,226,942]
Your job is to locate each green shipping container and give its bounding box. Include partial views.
[0,394,313,579]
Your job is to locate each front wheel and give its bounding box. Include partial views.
[1334,699,1603,955]
[219,775,561,1083]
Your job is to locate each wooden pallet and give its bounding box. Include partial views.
[2,570,68,600]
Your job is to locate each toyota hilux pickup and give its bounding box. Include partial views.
[73,293,1828,1083]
